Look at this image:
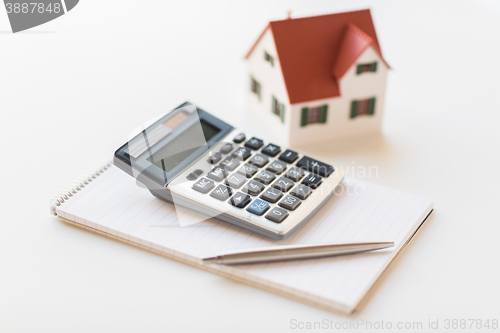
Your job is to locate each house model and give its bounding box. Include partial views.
[245,9,390,146]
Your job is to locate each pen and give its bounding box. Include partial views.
[202,242,395,265]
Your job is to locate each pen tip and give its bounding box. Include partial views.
[202,257,218,264]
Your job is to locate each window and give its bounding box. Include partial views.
[272,96,285,123]
[300,105,328,127]
[350,97,376,119]
[250,76,261,100]
[356,62,377,75]
[264,51,274,66]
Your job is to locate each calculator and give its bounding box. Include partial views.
[114,103,344,239]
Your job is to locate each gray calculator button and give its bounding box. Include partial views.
[241,180,265,196]
[229,192,252,208]
[233,133,246,144]
[207,152,222,164]
[254,170,276,185]
[207,166,227,182]
[210,185,233,201]
[231,147,252,161]
[237,163,258,178]
[278,195,302,211]
[224,173,246,189]
[265,207,289,223]
[248,153,269,168]
[220,156,240,171]
[220,143,234,154]
[260,187,283,203]
[290,184,312,200]
[266,160,287,175]
[272,177,294,192]
[284,166,305,182]
[301,173,322,189]
[192,177,215,194]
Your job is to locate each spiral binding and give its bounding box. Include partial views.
[50,160,113,216]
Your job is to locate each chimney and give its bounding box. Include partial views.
[286,11,292,19]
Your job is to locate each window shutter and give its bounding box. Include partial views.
[280,104,285,123]
[372,62,378,72]
[320,105,328,123]
[368,98,376,115]
[271,96,276,114]
[356,64,362,75]
[301,108,309,127]
[350,101,358,119]
[257,82,261,100]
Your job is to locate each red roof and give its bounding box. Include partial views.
[245,9,389,104]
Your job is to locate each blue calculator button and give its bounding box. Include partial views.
[246,199,270,216]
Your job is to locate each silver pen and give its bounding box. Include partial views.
[202,242,394,265]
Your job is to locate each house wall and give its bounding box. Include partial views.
[289,46,388,147]
[245,28,291,145]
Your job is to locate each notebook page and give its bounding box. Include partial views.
[56,166,432,312]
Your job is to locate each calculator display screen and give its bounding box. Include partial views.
[147,119,220,172]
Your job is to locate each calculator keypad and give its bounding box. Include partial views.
[187,132,338,230]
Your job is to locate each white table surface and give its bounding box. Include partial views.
[1,0,499,331]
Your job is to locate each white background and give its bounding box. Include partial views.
[1,0,500,332]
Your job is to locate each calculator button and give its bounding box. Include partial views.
[244,137,264,150]
[295,156,334,177]
[261,143,281,157]
[260,187,283,203]
[229,192,252,208]
[278,195,302,211]
[301,174,323,189]
[219,156,240,171]
[233,133,246,144]
[284,166,305,182]
[231,147,252,161]
[207,166,227,182]
[248,153,269,168]
[207,152,222,164]
[241,180,265,196]
[279,149,299,163]
[266,160,287,175]
[220,143,234,154]
[237,163,258,178]
[272,177,294,192]
[246,199,270,216]
[224,173,247,189]
[210,185,233,201]
[186,171,201,181]
[192,178,215,194]
[290,184,312,200]
[265,207,289,223]
[254,170,276,185]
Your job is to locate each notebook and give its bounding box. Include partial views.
[49,161,433,314]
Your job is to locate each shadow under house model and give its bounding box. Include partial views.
[245,9,390,146]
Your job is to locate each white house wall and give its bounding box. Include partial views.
[245,28,291,145]
[289,46,388,147]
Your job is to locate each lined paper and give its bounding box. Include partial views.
[55,166,432,314]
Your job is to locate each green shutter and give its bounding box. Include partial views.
[320,105,328,123]
[356,64,362,75]
[301,108,309,127]
[280,104,285,123]
[271,96,276,114]
[372,62,378,72]
[350,101,358,119]
[257,82,261,100]
[368,97,376,115]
